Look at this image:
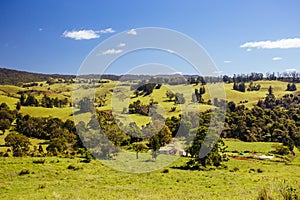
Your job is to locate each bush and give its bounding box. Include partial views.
[257,168,263,173]
[32,159,46,164]
[67,164,83,170]
[271,144,290,156]
[257,187,274,200]
[19,169,31,176]
[280,185,299,200]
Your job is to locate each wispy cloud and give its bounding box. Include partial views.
[62,30,100,40]
[102,48,123,55]
[241,38,300,49]
[272,57,282,61]
[246,48,252,52]
[118,43,126,47]
[62,28,115,40]
[224,60,232,64]
[285,68,296,72]
[99,28,115,33]
[127,29,137,35]
[38,28,43,32]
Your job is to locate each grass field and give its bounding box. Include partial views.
[19,107,74,121]
[0,140,299,199]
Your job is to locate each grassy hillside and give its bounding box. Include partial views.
[0,79,299,126]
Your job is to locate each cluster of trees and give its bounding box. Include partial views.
[19,94,69,108]
[192,86,206,103]
[41,95,68,108]
[128,100,151,116]
[233,81,261,92]
[0,107,83,157]
[136,83,158,95]
[0,103,17,134]
[247,81,261,91]
[222,90,300,151]
[22,82,39,88]
[233,82,246,92]
[223,72,300,83]
[14,114,81,155]
[287,83,297,91]
[188,76,206,85]
[165,91,185,104]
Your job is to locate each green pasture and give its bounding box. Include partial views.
[0,140,299,199]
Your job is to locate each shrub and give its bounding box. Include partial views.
[257,168,263,173]
[19,169,31,176]
[271,144,290,156]
[32,159,46,164]
[280,185,299,200]
[67,164,83,170]
[257,187,274,200]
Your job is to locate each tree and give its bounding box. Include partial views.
[149,135,160,159]
[166,91,175,101]
[23,95,39,106]
[157,125,172,146]
[132,142,148,159]
[5,132,31,157]
[0,103,9,110]
[187,127,227,168]
[287,83,297,91]
[238,82,246,92]
[20,93,26,105]
[0,119,10,134]
[268,86,273,95]
[175,93,185,104]
[46,137,68,155]
[16,102,21,111]
[78,97,94,113]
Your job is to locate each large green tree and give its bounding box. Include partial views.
[5,132,31,157]
[0,119,10,134]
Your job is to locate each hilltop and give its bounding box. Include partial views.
[0,68,76,85]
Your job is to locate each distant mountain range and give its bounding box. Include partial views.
[0,67,204,85]
[0,68,76,85]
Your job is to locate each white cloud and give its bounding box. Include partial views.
[62,30,100,40]
[127,29,137,35]
[102,48,123,55]
[272,57,282,61]
[38,28,43,31]
[99,28,115,33]
[240,38,300,49]
[118,43,126,47]
[246,48,252,52]
[285,68,296,72]
[224,60,232,63]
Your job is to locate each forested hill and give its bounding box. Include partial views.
[0,68,75,85]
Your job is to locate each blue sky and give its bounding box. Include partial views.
[1,0,300,75]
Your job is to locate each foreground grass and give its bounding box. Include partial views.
[0,148,299,199]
